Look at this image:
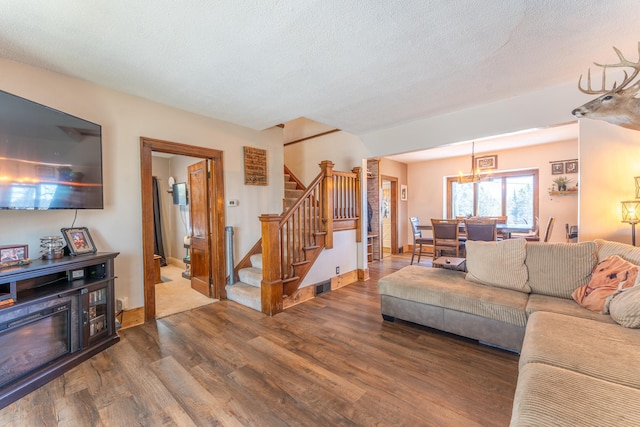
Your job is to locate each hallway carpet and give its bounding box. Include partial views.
[155,264,217,318]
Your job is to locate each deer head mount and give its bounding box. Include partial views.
[572,43,640,131]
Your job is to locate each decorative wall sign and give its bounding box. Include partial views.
[565,160,578,174]
[475,155,497,170]
[551,162,564,175]
[243,146,268,186]
[400,185,408,201]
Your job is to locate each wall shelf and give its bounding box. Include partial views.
[549,190,578,196]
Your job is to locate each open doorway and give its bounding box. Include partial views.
[381,175,398,256]
[151,154,217,318]
[140,137,226,322]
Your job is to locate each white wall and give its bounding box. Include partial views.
[579,120,640,243]
[0,58,283,309]
[362,82,584,158]
[407,140,578,243]
[284,130,371,184]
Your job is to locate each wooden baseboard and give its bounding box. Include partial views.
[119,307,145,330]
[331,270,358,290]
[283,286,315,309]
[358,268,370,281]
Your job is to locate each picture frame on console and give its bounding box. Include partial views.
[61,227,97,255]
[0,244,29,268]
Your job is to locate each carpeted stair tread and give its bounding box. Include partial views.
[238,267,262,287]
[250,253,263,269]
[225,282,261,312]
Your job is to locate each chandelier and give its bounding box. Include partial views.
[458,141,490,183]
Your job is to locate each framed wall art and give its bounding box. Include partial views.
[400,185,408,201]
[61,227,97,255]
[551,162,564,175]
[243,146,268,186]
[475,155,497,170]
[565,160,578,174]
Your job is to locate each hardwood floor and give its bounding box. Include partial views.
[0,254,519,426]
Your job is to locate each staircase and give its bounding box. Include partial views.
[226,161,360,315]
[226,172,311,311]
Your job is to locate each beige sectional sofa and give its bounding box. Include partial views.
[377,238,640,426]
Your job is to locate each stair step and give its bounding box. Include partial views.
[285,189,304,199]
[225,282,261,312]
[250,253,262,269]
[238,267,262,287]
[285,181,298,190]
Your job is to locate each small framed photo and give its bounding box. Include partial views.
[475,155,497,170]
[61,227,97,255]
[551,162,564,175]
[565,160,578,174]
[400,184,408,201]
[0,244,28,265]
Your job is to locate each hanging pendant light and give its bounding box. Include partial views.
[458,141,490,183]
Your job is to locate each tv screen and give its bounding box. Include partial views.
[0,90,103,210]
[172,182,188,206]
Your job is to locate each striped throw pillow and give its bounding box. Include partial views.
[609,285,640,328]
[465,238,530,293]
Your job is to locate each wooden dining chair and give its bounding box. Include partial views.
[431,219,465,259]
[464,218,497,241]
[410,217,433,265]
[543,217,555,242]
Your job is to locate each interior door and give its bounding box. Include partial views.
[188,159,212,297]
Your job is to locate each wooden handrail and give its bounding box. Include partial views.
[244,160,361,315]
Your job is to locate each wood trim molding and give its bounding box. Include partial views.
[283,129,340,146]
[140,137,225,322]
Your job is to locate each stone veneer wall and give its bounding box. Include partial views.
[367,159,380,261]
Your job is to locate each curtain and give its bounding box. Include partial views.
[152,177,167,266]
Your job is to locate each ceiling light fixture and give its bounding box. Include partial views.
[458,141,490,183]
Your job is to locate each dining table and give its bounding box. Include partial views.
[417,223,533,239]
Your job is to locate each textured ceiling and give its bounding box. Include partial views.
[0,1,639,134]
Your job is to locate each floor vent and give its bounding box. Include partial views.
[315,281,331,296]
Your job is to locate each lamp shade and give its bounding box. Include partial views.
[636,177,640,199]
[621,200,640,223]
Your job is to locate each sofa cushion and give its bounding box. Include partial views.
[571,255,639,312]
[510,362,640,427]
[595,238,640,264]
[520,311,640,389]
[377,265,529,327]
[609,284,640,328]
[525,241,597,299]
[525,294,615,324]
[465,239,530,293]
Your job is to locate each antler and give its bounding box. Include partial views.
[578,43,640,94]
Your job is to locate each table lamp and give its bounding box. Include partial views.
[621,200,640,246]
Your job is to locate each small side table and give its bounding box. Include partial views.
[433,256,466,271]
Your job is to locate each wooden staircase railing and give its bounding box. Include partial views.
[240,160,361,316]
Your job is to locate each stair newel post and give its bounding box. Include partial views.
[352,166,362,243]
[320,160,335,249]
[259,214,283,315]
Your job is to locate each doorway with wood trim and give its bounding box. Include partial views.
[381,175,398,256]
[140,137,226,322]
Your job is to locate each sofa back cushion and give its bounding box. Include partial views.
[525,241,597,299]
[595,239,640,264]
[465,238,530,292]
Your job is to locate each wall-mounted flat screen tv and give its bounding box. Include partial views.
[0,90,103,209]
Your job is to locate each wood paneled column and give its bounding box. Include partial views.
[259,214,283,315]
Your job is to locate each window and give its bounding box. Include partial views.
[447,169,538,226]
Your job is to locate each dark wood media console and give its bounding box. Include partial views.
[0,252,120,408]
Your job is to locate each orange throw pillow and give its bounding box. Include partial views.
[572,255,639,312]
